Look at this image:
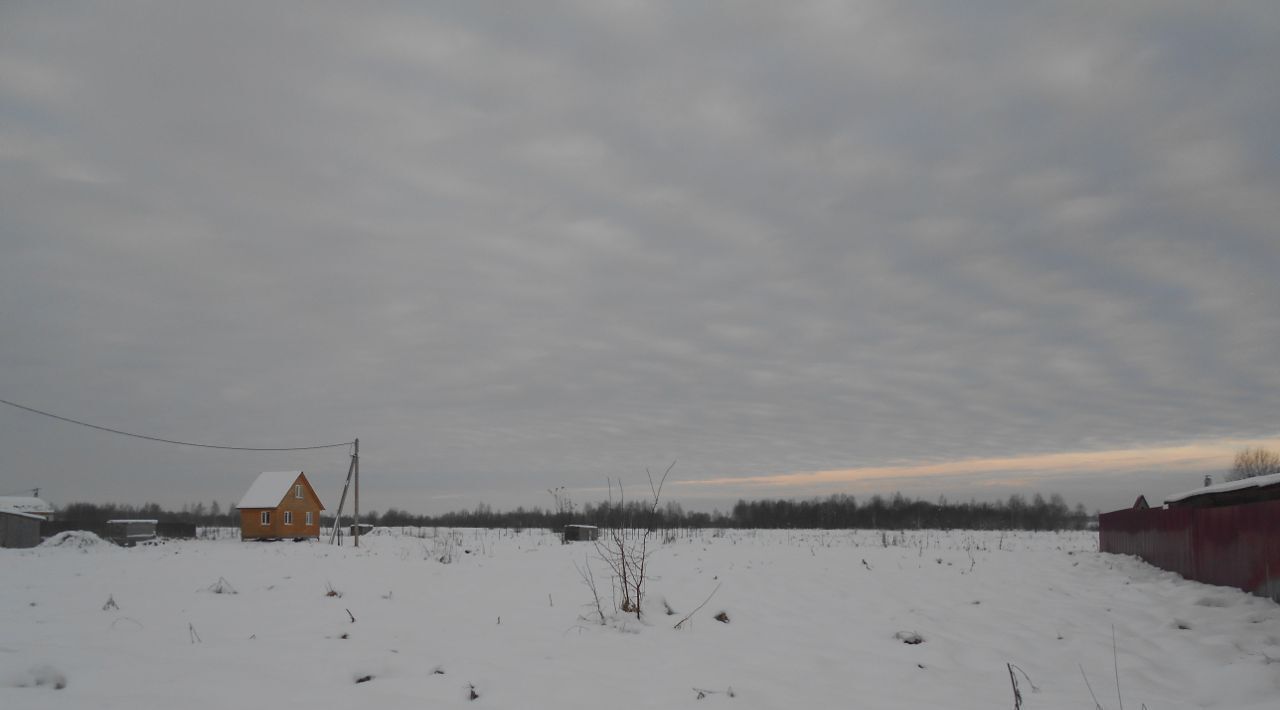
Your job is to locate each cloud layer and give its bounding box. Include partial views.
[2,1,1277,514]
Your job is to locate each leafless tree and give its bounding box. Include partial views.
[547,486,576,539]
[1227,447,1280,481]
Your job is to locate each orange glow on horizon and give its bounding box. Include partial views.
[674,436,1280,490]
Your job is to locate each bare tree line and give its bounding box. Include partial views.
[340,491,1092,531]
[53,491,1092,531]
[1228,447,1280,482]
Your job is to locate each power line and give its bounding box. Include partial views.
[0,396,353,452]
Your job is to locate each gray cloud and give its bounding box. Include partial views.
[1,1,1277,515]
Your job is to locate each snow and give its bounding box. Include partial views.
[36,531,110,550]
[0,497,53,517]
[1164,471,1280,504]
[235,471,304,509]
[3,528,1279,709]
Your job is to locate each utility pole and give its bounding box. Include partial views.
[353,438,360,548]
[327,440,359,546]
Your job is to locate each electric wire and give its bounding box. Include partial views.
[0,397,352,451]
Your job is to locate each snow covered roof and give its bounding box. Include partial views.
[0,496,53,516]
[236,471,305,509]
[1164,471,1280,504]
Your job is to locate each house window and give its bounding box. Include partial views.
[260,511,270,525]
[305,511,313,526]
[284,510,293,525]
[294,484,303,499]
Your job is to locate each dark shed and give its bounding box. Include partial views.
[105,519,158,546]
[563,524,599,542]
[0,510,43,549]
[1164,472,1280,509]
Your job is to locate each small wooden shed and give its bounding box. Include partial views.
[563,524,599,542]
[0,510,43,549]
[105,519,158,546]
[235,471,325,541]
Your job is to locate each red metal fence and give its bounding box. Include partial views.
[1100,499,1280,602]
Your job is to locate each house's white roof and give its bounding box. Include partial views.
[0,496,53,515]
[0,508,44,521]
[236,471,305,509]
[1164,471,1280,504]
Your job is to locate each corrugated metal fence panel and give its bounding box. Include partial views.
[1193,500,1280,598]
[1100,507,1195,575]
[1099,499,1280,602]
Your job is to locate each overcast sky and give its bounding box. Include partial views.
[2,1,1278,517]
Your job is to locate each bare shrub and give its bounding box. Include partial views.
[575,556,607,625]
[203,577,237,595]
[593,462,674,620]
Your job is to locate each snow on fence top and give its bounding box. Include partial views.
[236,471,303,509]
[1164,471,1280,504]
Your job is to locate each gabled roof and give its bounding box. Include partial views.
[1164,471,1280,505]
[0,496,53,516]
[236,471,311,509]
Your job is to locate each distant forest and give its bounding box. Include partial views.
[56,492,1092,531]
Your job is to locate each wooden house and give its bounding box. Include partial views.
[235,471,325,541]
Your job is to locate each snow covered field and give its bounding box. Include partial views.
[3,528,1278,709]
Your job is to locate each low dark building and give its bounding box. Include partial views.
[105,519,158,546]
[0,510,43,549]
[40,519,194,544]
[349,522,374,536]
[563,524,599,542]
[1164,472,1280,509]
